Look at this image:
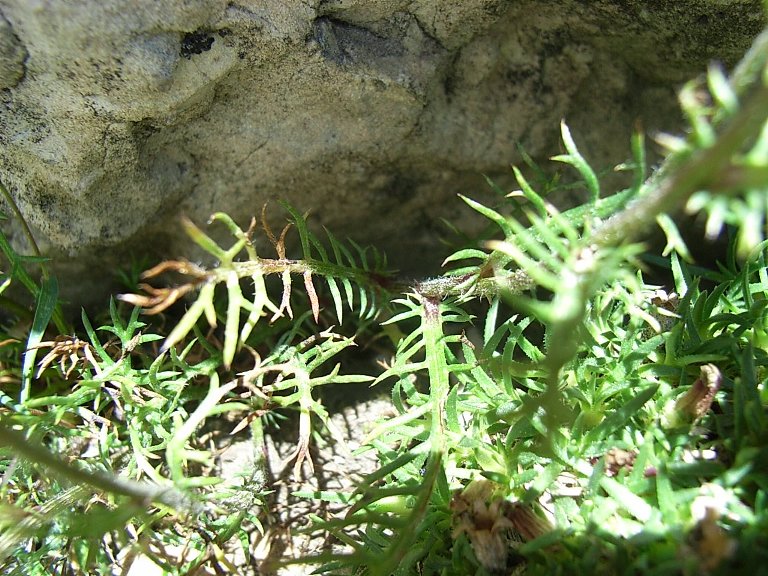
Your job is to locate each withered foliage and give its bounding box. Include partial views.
[33,335,100,379]
[118,259,208,315]
[451,480,553,573]
[675,364,722,423]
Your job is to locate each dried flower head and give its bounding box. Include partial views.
[504,501,554,542]
[451,480,515,572]
[451,480,555,573]
[686,507,736,573]
[34,335,99,379]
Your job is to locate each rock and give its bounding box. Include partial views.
[0,0,763,310]
[0,11,26,90]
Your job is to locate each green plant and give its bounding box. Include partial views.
[1,22,767,576]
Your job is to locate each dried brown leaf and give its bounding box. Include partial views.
[504,502,554,542]
[33,336,97,379]
[271,270,293,322]
[118,283,196,315]
[140,259,207,280]
[261,204,277,247]
[304,270,320,322]
[277,224,290,259]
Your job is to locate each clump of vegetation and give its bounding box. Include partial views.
[1,22,767,576]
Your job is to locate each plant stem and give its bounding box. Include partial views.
[594,81,768,247]
[731,28,768,97]
[420,296,448,455]
[0,423,192,510]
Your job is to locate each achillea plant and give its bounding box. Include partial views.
[0,22,767,576]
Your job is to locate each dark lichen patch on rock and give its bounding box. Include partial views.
[312,17,404,66]
[0,11,27,89]
[180,30,215,59]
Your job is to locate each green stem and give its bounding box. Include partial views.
[0,423,191,510]
[594,81,768,247]
[709,164,768,192]
[420,296,448,454]
[369,453,441,576]
[731,28,768,97]
[167,373,237,484]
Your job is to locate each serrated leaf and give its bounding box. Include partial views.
[349,239,370,271]
[182,217,227,261]
[240,271,277,344]
[280,202,313,258]
[357,285,369,319]
[223,271,243,368]
[552,122,600,201]
[383,306,422,326]
[483,297,500,345]
[655,465,678,523]
[512,166,548,217]
[459,194,513,236]
[373,362,427,387]
[707,64,739,117]
[325,276,344,323]
[657,213,693,261]
[486,240,560,289]
[442,248,488,266]
[600,476,653,522]
[163,282,216,353]
[583,383,659,445]
[445,385,460,434]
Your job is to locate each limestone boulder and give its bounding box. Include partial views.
[0,0,763,308]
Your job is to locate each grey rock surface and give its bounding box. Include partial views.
[0,0,763,309]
